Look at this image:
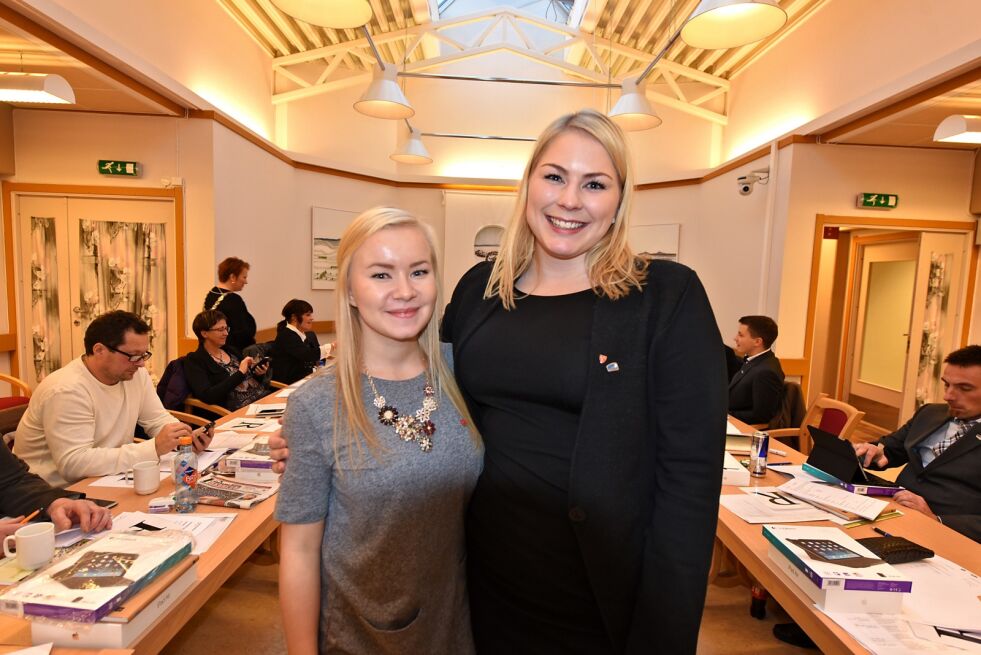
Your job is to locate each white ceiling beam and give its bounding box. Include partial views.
[368,0,391,33]
[579,0,608,32]
[256,0,309,51]
[232,0,293,55]
[391,0,407,30]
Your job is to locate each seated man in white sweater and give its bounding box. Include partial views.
[14,311,207,488]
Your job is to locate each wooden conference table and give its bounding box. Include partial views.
[717,418,981,655]
[0,394,284,654]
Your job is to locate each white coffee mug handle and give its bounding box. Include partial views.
[3,535,14,558]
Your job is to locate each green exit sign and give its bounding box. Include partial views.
[98,160,140,177]
[857,193,898,209]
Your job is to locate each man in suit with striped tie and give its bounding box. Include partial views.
[856,345,981,543]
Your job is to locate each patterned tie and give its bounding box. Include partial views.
[932,417,981,457]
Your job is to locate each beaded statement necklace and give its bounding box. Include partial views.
[366,373,438,452]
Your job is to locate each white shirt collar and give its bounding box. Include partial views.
[285,323,305,338]
[746,348,771,362]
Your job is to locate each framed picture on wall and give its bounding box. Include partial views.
[629,224,680,262]
[312,207,358,289]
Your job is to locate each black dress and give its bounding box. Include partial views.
[457,289,615,654]
[203,287,256,351]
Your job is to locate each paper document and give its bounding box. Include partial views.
[113,511,236,556]
[820,610,972,654]
[778,477,888,521]
[275,388,295,398]
[209,431,255,450]
[158,448,224,473]
[221,417,280,432]
[726,420,745,436]
[897,556,981,631]
[719,488,834,523]
[7,644,53,655]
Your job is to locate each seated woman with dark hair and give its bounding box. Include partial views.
[184,310,272,414]
[272,299,333,385]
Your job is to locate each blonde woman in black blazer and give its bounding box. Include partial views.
[440,110,726,654]
[271,299,333,385]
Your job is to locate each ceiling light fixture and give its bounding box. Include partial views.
[933,114,981,144]
[270,0,373,29]
[354,63,414,119]
[680,0,788,50]
[609,79,662,131]
[390,127,431,164]
[0,72,74,104]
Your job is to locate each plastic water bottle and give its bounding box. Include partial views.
[173,435,198,513]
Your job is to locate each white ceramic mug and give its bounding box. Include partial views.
[130,460,161,495]
[3,521,55,570]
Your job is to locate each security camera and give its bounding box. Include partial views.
[737,175,757,195]
[736,168,770,196]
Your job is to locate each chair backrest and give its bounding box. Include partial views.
[156,357,191,411]
[767,381,806,430]
[0,373,31,398]
[168,409,214,428]
[797,393,866,454]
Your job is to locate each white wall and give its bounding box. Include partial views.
[777,143,978,357]
[26,0,275,138]
[725,0,981,160]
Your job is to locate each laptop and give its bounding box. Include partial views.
[804,425,903,496]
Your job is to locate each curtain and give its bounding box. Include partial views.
[915,252,951,409]
[78,219,168,379]
[30,216,61,381]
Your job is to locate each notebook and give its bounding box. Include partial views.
[803,425,903,496]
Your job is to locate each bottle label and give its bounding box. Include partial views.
[180,466,198,489]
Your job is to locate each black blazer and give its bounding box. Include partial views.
[272,323,322,384]
[0,445,69,520]
[728,349,784,424]
[876,403,981,542]
[442,261,727,654]
[203,287,256,351]
[183,345,248,410]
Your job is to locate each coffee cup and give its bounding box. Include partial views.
[3,522,55,570]
[130,460,161,496]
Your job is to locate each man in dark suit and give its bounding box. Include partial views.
[855,345,981,543]
[728,315,784,425]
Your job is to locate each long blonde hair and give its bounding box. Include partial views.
[486,109,648,308]
[331,207,479,462]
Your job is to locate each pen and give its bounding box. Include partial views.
[770,447,788,456]
[18,508,42,524]
[873,526,893,538]
[768,462,792,466]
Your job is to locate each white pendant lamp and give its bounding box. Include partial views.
[609,79,662,131]
[680,0,788,50]
[390,127,431,164]
[354,64,414,119]
[271,0,373,29]
[933,114,981,144]
[0,72,74,104]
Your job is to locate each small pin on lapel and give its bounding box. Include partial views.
[605,362,620,373]
[599,354,608,364]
